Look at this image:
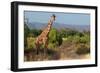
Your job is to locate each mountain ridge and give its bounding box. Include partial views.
[26,22,90,32]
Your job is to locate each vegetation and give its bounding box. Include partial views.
[24,23,90,61]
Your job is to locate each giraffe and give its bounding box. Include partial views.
[35,14,56,58]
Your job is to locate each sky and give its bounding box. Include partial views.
[24,11,90,25]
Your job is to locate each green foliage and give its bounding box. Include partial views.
[76,44,90,55]
[57,33,63,45]
[80,34,90,43]
[66,30,78,36]
[28,33,34,37]
[76,32,84,37]
[30,29,42,37]
[49,28,57,43]
[66,35,80,43]
[48,43,57,49]
[60,29,67,37]
[48,28,63,49]
[24,26,42,49]
[65,31,90,55]
[66,36,73,42]
[24,24,30,48]
[27,37,35,49]
[73,35,80,43]
[66,31,90,44]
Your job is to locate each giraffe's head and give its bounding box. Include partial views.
[51,14,56,21]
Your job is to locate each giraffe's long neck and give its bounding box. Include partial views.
[47,19,53,30]
[46,18,54,32]
[40,18,54,37]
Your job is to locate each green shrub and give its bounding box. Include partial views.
[80,35,90,43]
[48,43,56,49]
[49,28,57,43]
[73,35,80,43]
[27,37,35,49]
[48,28,62,47]
[30,29,42,37]
[76,44,90,55]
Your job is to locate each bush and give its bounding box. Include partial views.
[66,30,78,36]
[73,35,80,43]
[56,32,63,45]
[60,29,67,37]
[80,35,90,44]
[48,43,56,49]
[49,28,57,43]
[27,37,35,49]
[48,28,62,47]
[30,29,42,37]
[76,44,90,55]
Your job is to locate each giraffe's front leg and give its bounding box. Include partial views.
[43,38,48,60]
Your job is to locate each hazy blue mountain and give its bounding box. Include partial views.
[26,22,90,32]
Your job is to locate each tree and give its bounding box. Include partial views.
[27,37,35,49]
[48,28,62,48]
[60,29,67,38]
[49,28,57,43]
[24,24,30,48]
[30,29,42,37]
[57,32,62,45]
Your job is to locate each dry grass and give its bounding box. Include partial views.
[24,41,90,61]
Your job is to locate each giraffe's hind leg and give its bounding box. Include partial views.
[35,42,39,55]
[35,42,40,61]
